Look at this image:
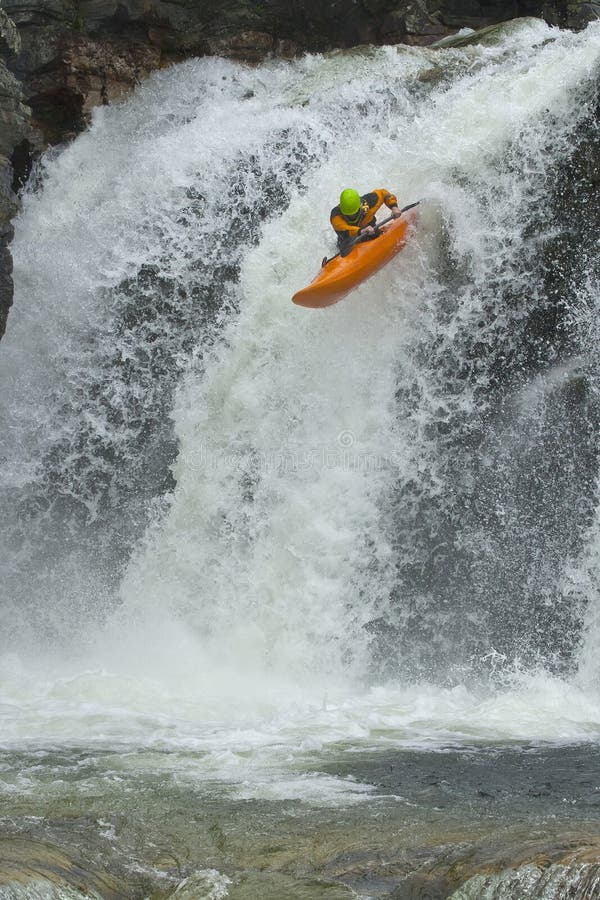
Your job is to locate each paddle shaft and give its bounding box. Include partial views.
[321,200,421,267]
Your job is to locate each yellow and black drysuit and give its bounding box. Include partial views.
[330,189,399,256]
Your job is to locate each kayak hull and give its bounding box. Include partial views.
[292,210,417,309]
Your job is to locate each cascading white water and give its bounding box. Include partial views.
[3,19,600,773]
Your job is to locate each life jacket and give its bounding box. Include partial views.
[330,189,399,243]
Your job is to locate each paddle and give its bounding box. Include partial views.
[321,200,421,268]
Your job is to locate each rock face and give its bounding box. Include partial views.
[0,6,31,338]
[0,0,596,337]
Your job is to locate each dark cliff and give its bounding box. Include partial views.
[0,7,29,337]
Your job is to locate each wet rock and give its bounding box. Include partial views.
[0,6,30,337]
[205,30,276,62]
[380,839,600,898]
[431,15,545,47]
[450,861,600,898]
[439,0,523,28]
[0,7,20,57]
[0,881,104,899]
[542,1,600,28]
[402,0,449,44]
[0,837,124,899]
[23,33,161,142]
[0,64,32,158]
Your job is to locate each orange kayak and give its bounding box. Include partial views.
[292,209,418,308]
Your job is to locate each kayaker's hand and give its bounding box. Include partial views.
[361,225,376,236]
[391,206,402,218]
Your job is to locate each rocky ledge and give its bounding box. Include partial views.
[0,0,598,337]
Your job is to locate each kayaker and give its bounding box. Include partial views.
[331,188,403,256]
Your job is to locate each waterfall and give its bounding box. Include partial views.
[2,19,600,747]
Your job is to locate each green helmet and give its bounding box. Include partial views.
[339,188,361,216]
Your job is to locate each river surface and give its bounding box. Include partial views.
[2,17,600,899]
